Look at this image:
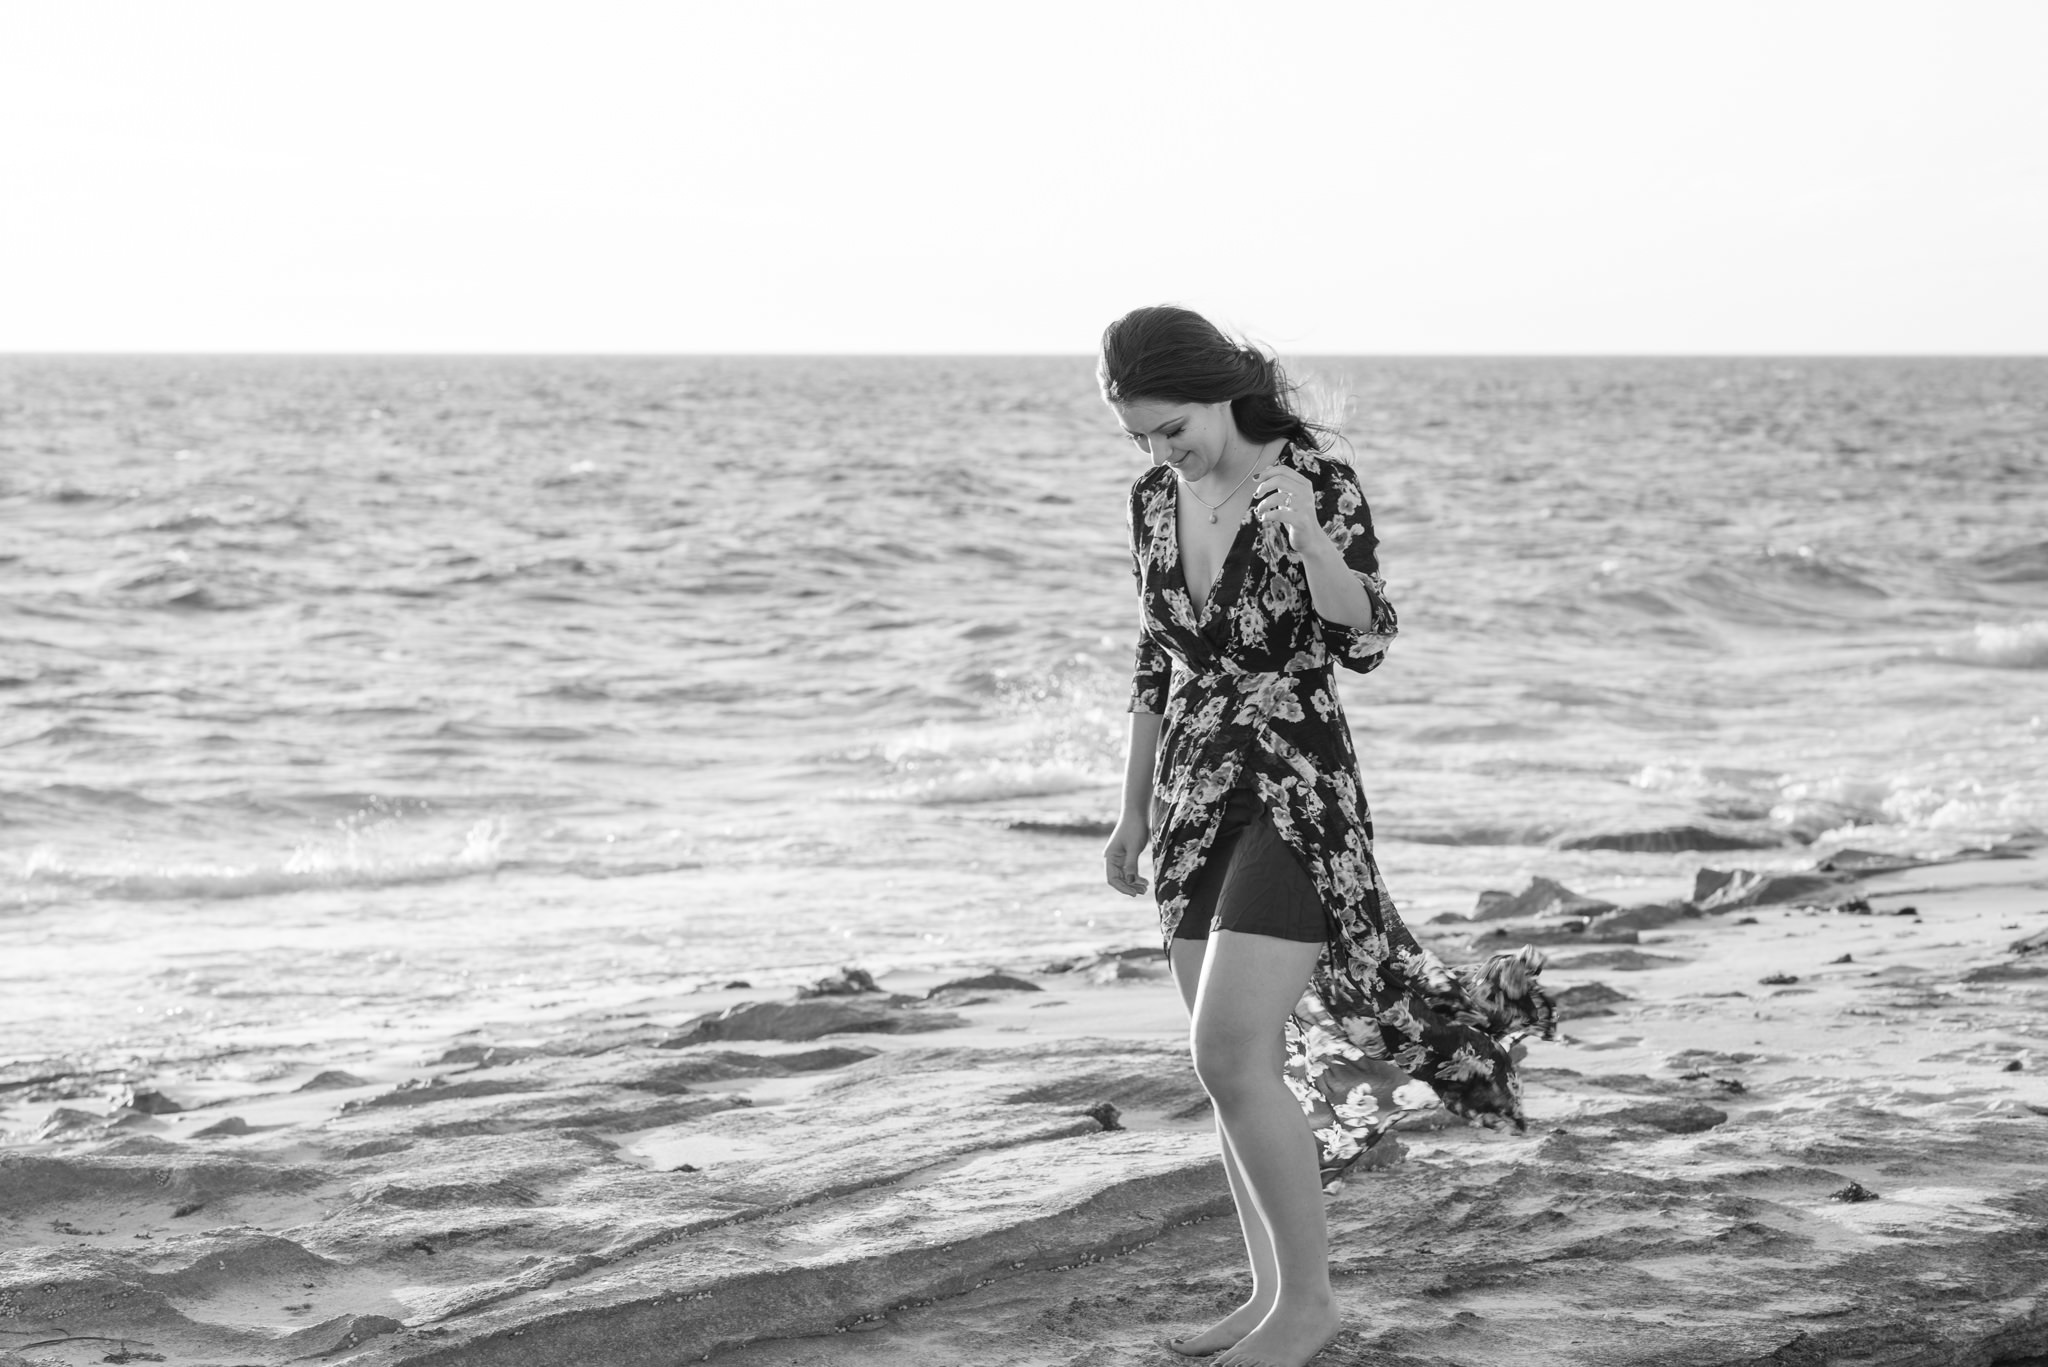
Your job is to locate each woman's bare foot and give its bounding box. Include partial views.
[1164,1294,1274,1356]
[1213,1294,1340,1367]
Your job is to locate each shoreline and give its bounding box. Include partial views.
[3,840,2047,1366]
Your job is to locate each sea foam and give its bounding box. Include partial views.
[1937,621,2048,670]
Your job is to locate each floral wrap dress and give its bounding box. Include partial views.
[1128,444,1554,1186]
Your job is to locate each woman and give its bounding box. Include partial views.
[1098,306,1552,1367]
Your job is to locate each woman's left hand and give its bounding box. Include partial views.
[1253,466,1330,560]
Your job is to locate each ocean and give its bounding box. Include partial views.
[3,355,2045,1066]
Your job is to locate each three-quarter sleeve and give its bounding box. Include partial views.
[1129,540,1171,714]
[1131,633,1171,713]
[1316,462,1399,674]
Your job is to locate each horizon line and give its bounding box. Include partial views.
[4,350,2046,361]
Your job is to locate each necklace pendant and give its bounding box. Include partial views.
[1208,512,1218,524]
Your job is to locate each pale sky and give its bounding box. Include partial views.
[3,1,2044,353]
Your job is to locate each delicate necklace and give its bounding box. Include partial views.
[1181,456,1259,524]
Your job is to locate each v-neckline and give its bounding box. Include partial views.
[1167,444,1290,623]
[1171,483,1258,624]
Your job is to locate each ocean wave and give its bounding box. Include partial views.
[521,857,705,880]
[100,561,270,611]
[1595,587,1684,618]
[1669,550,1890,628]
[1966,540,2048,583]
[36,484,119,505]
[842,707,1118,802]
[1933,621,2048,670]
[1621,764,2042,853]
[866,759,1114,805]
[449,555,612,585]
[1,782,176,816]
[0,722,119,751]
[834,670,1124,809]
[1771,772,2042,848]
[134,503,313,536]
[532,680,617,702]
[2,785,472,831]
[8,819,509,903]
[1629,763,1783,796]
[1408,722,1556,745]
[431,720,600,743]
[1748,545,1889,599]
[629,680,757,704]
[1387,823,1560,847]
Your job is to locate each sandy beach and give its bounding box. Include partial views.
[6,838,2046,1366]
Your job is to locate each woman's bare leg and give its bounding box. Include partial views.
[1166,937,1280,1356]
[1191,930,1340,1367]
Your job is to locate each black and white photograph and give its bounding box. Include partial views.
[3,3,2046,1364]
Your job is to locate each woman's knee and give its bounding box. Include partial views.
[1189,1022,1274,1104]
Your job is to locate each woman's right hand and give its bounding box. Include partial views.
[1103,812,1151,897]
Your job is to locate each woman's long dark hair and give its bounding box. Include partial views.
[1096,305,1335,454]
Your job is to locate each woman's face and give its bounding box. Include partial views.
[1111,398,1235,483]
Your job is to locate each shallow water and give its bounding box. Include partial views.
[3,355,2045,1063]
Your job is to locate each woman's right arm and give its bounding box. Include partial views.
[1109,485,1165,896]
[1104,709,1161,896]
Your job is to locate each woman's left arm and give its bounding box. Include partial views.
[1294,536,1378,629]
[1255,459,1398,662]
